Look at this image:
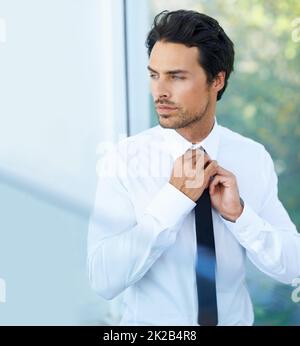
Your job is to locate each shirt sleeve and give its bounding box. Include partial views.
[87,146,196,300]
[222,147,300,284]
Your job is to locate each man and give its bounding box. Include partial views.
[88,10,300,326]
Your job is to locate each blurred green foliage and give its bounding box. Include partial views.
[149,0,300,325]
[213,0,300,231]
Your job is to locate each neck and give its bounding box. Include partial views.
[176,115,215,144]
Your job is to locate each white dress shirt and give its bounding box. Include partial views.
[87,118,300,326]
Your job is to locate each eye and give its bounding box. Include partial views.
[149,74,158,79]
[171,75,185,80]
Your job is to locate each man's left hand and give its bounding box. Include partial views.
[209,165,244,222]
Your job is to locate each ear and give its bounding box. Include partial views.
[212,71,226,92]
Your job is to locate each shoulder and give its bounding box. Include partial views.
[218,124,268,157]
[97,126,162,175]
[121,125,162,146]
[217,124,276,181]
[115,125,163,156]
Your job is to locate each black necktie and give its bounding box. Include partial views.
[195,188,218,326]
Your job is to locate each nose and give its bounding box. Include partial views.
[152,80,171,100]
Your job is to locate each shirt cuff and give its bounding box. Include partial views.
[145,182,196,229]
[221,201,269,248]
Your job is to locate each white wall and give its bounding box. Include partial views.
[125,0,151,135]
[0,0,128,210]
[0,0,129,325]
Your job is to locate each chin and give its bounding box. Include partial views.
[159,120,182,129]
[158,116,177,129]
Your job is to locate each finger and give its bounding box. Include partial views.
[209,175,224,194]
[204,160,218,182]
[197,149,211,167]
[183,149,200,169]
[183,148,203,159]
[184,149,209,169]
[204,159,218,172]
[216,165,232,177]
[184,148,210,160]
[202,151,213,168]
[175,150,199,167]
[209,173,232,194]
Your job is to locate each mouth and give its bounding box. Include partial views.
[156,106,177,113]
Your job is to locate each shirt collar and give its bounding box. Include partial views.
[160,117,220,161]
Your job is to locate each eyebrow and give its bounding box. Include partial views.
[147,66,189,75]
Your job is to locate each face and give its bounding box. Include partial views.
[148,41,215,129]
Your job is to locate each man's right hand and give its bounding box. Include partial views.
[169,148,218,202]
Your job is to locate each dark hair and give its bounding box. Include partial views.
[146,10,235,101]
